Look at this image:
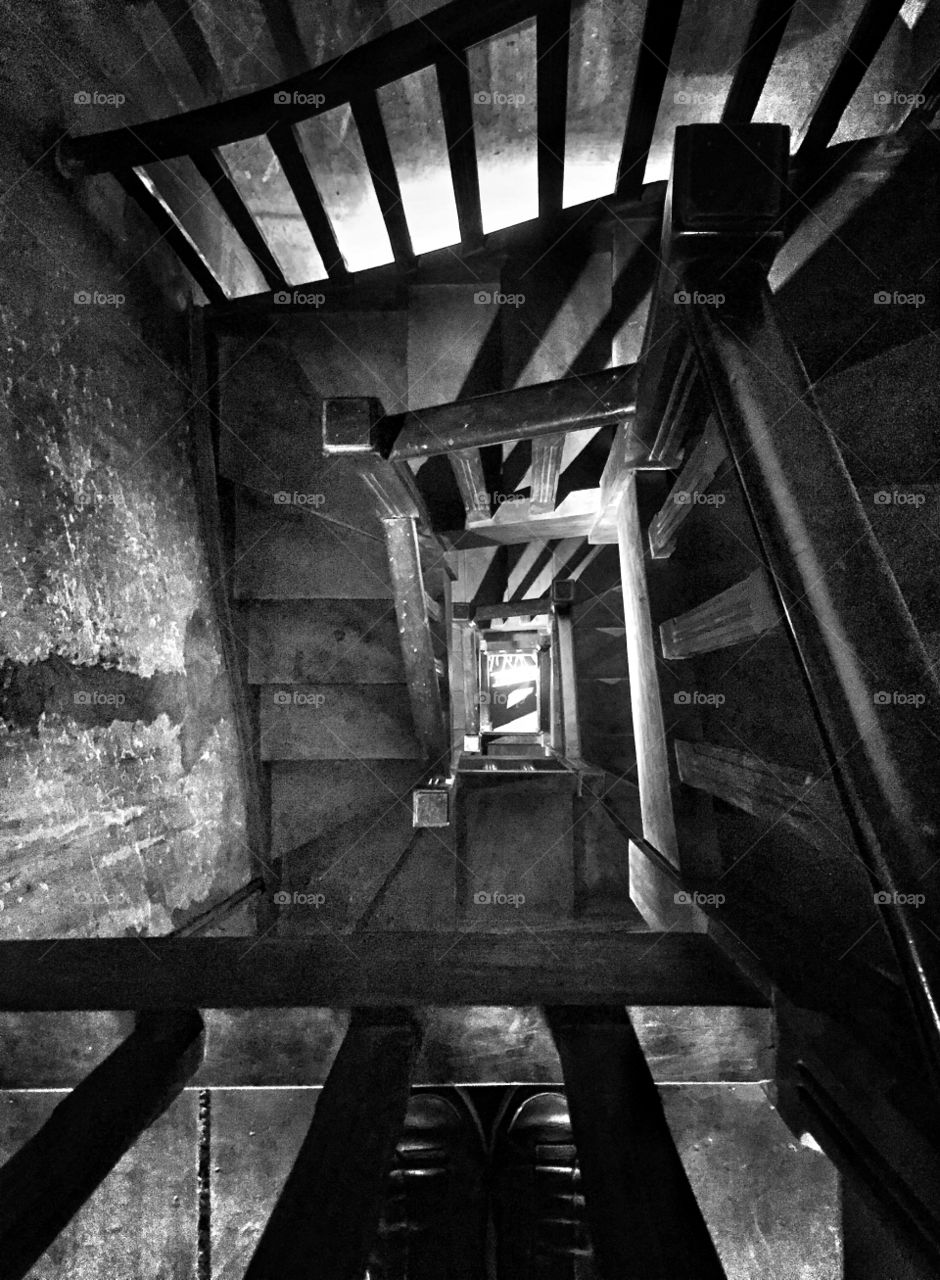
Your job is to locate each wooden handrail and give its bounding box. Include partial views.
[661,123,940,1091]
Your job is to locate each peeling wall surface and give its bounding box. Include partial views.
[0,4,250,938]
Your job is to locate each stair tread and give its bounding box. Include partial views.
[259,683,420,760]
[246,600,404,684]
[233,494,392,600]
[271,760,428,855]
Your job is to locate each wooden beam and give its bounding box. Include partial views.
[722,0,796,124]
[648,423,727,558]
[381,364,639,460]
[553,590,582,762]
[152,0,222,97]
[450,447,491,524]
[268,122,347,279]
[0,932,768,1008]
[0,1012,204,1280]
[243,1009,422,1280]
[191,148,287,292]
[259,0,308,78]
[384,517,449,763]
[537,0,571,218]
[473,594,551,621]
[548,1007,728,1279]
[795,0,906,164]
[675,740,853,854]
[530,432,566,513]
[436,50,484,246]
[63,0,540,173]
[116,169,226,305]
[615,0,684,199]
[660,568,780,658]
[351,89,415,267]
[616,476,678,865]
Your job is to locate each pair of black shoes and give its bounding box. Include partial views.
[364,1088,596,1279]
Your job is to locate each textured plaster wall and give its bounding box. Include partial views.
[0,5,249,938]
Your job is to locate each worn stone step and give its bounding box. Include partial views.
[233,494,392,601]
[259,684,419,760]
[246,601,404,684]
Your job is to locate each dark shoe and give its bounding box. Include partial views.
[365,1088,488,1280]
[492,1089,597,1280]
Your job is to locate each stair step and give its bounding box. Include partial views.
[572,587,624,628]
[573,622,628,679]
[233,494,392,600]
[270,760,428,855]
[360,828,457,930]
[573,795,646,924]
[246,600,404,684]
[856,484,940,635]
[458,774,577,925]
[814,335,939,484]
[259,684,420,760]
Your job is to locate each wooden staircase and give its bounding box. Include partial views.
[9,0,940,1275]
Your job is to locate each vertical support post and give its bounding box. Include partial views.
[615,475,678,863]
[547,1006,727,1280]
[244,1008,423,1280]
[551,578,582,761]
[385,516,449,766]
